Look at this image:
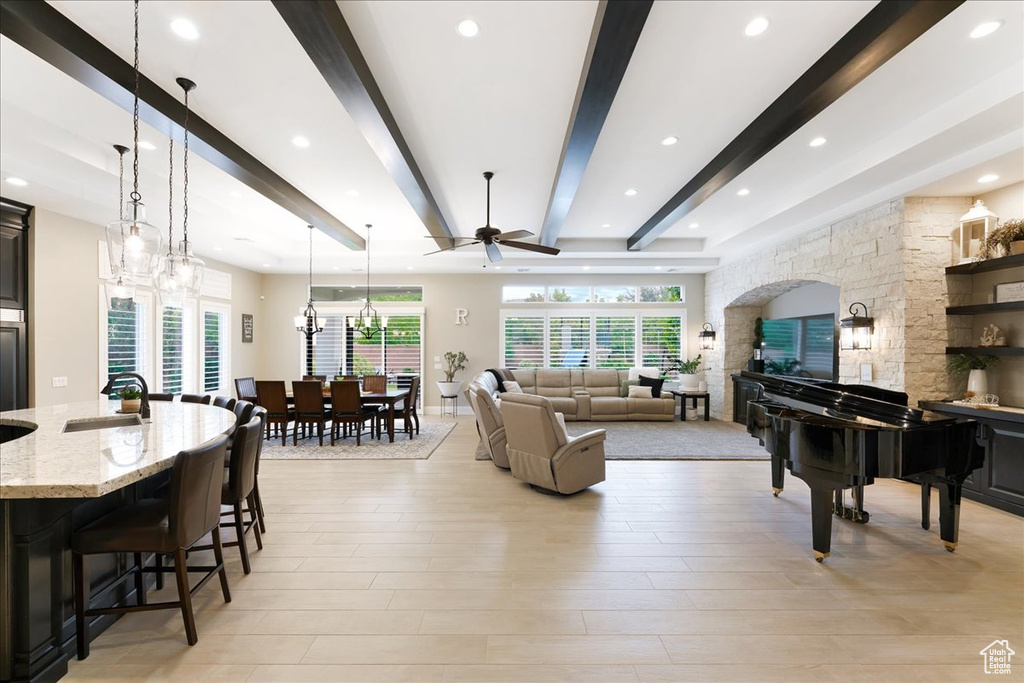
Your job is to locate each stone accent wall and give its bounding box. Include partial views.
[704,197,971,420]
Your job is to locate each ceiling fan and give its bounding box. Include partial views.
[425,171,560,263]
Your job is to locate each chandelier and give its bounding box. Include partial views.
[348,224,388,340]
[295,225,325,337]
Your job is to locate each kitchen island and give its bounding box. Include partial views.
[0,400,235,683]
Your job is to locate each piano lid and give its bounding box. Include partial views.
[740,371,956,429]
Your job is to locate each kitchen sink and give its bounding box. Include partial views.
[62,414,143,433]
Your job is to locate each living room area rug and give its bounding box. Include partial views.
[476,419,769,461]
[261,421,456,460]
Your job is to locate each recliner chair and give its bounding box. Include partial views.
[498,393,606,494]
[466,382,509,469]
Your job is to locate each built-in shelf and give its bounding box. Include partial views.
[945,301,1024,315]
[946,347,1024,356]
[946,253,1024,275]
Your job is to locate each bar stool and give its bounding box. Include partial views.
[212,395,236,411]
[149,393,174,401]
[181,394,210,404]
[72,436,231,658]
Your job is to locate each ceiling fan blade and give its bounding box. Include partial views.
[499,240,560,256]
[485,241,503,263]
[494,229,533,241]
[423,235,475,241]
[424,240,481,256]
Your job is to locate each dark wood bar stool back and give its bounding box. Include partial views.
[255,380,293,446]
[181,394,210,404]
[292,380,330,446]
[361,374,387,394]
[149,393,174,401]
[219,417,264,574]
[399,375,421,438]
[212,396,236,410]
[330,381,377,446]
[71,435,231,658]
[235,376,257,403]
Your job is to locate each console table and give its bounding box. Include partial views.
[671,390,710,422]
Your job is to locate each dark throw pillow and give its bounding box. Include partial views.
[638,375,664,398]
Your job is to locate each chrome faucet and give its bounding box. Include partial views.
[100,372,151,419]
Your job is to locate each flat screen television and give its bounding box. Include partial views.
[761,313,838,380]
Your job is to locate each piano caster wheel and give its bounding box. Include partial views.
[813,551,829,563]
[772,488,782,497]
[944,542,957,553]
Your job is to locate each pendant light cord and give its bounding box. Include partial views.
[182,85,190,251]
[308,225,314,304]
[130,0,141,205]
[117,146,128,273]
[365,225,371,301]
[166,138,174,255]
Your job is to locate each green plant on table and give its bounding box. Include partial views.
[118,385,142,401]
[946,353,998,376]
[443,351,468,382]
[670,354,703,374]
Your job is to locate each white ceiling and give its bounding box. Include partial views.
[1,0,1021,275]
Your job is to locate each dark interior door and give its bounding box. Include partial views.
[0,198,31,411]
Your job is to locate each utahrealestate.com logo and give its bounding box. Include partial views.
[980,640,1014,675]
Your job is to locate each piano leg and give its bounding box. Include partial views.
[937,481,962,552]
[771,455,785,497]
[809,488,835,562]
[921,483,931,531]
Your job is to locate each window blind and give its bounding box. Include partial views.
[641,316,681,376]
[311,314,347,378]
[203,310,225,392]
[161,306,185,394]
[503,315,545,369]
[595,316,636,369]
[384,315,421,376]
[802,317,836,377]
[549,315,590,368]
[107,299,147,395]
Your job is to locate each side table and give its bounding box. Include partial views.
[440,393,459,417]
[671,390,710,422]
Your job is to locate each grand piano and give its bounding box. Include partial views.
[742,371,984,561]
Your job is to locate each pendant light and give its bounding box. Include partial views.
[347,224,388,340]
[104,144,137,311]
[155,137,185,307]
[173,77,205,299]
[295,225,325,336]
[104,0,162,280]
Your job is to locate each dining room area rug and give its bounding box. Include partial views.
[260,421,456,460]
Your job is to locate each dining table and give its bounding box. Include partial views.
[286,387,410,443]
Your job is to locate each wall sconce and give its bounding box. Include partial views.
[840,302,874,351]
[698,322,716,350]
[955,200,997,264]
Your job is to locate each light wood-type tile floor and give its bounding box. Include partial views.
[65,416,1024,682]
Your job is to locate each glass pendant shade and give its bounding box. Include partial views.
[106,200,162,279]
[104,275,137,311]
[175,240,205,299]
[155,255,185,307]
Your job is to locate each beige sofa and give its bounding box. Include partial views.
[470,368,675,422]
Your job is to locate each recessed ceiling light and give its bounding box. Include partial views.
[457,19,479,38]
[601,223,611,228]
[262,263,270,268]
[744,17,769,37]
[661,136,679,146]
[809,137,827,147]
[213,246,223,252]
[292,135,310,148]
[970,21,1002,39]
[5,177,28,187]
[332,266,339,271]
[229,190,242,198]
[582,265,591,270]
[978,174,1000,183]
[494,266,502,270]
[624,188,638,196]
[737,188,750,196]
[688,222,699,229]
[170,18,199,41]
[347,189,359,197]
[654,265,662,271]
[138,140,156,150]
[406,266,414,271]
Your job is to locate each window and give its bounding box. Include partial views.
[641,316,681,376]
[201,303,230,393]
[502,286,546,303]
[548,287,590,303]
[594,286,636,303]
[503,315,545,369]
[106,297,149,395]
[306,309,423,379]
[384,315,422,376]
[501,310,685,372]
[640,286,682,303]
[311,313,348,378]
[159,305,190,394]
[502,285,685,304]
[312,285,423,302]
[762,314,837,379]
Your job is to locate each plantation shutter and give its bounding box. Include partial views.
[106,299,147,395]
[549,315,590,368]
[595,316,636,370]
[640,316,681,376]
[312,314,347,378]
[160,305,186,394]
[802,316,836,377]
[503,315,545,369]
[203,309,227,392]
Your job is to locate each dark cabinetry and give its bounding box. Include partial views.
[0,198,31,412]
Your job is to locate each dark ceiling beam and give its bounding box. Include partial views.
[539,0,653,248]
[627,0,964,251]
[0,0,364,249]
[273,0,454,245]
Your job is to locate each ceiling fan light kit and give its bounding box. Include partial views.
[425,171,561,263]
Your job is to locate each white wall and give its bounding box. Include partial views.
[27,207,264,408]
[762,282,840,321]
[976,181,1024,220]
[258,272,704,408]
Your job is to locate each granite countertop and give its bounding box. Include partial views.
[0,400,236,499]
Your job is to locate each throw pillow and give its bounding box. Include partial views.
[620,379,639,398]
[502,381,524,394]
[638,374,664,398]
[627,385,653,399]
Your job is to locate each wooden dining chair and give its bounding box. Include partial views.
[361,375,387,394]
[329,381,379,446]
[181,394,210,404]
[255,381,294,446]
[397,376,421,438]
[292,380,330,446]
[234,377,257,403]
[302,375,327,383]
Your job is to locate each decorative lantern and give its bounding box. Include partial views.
[839,302,874,351]
[698,322,716,350]
[956,200,997,264]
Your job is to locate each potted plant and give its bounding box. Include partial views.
[671,354,703,392]
[948,353,998,397]
[118,384,143,413]
[981,218,1024,258]
[437,350,468,397]
[748,317,765,372]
